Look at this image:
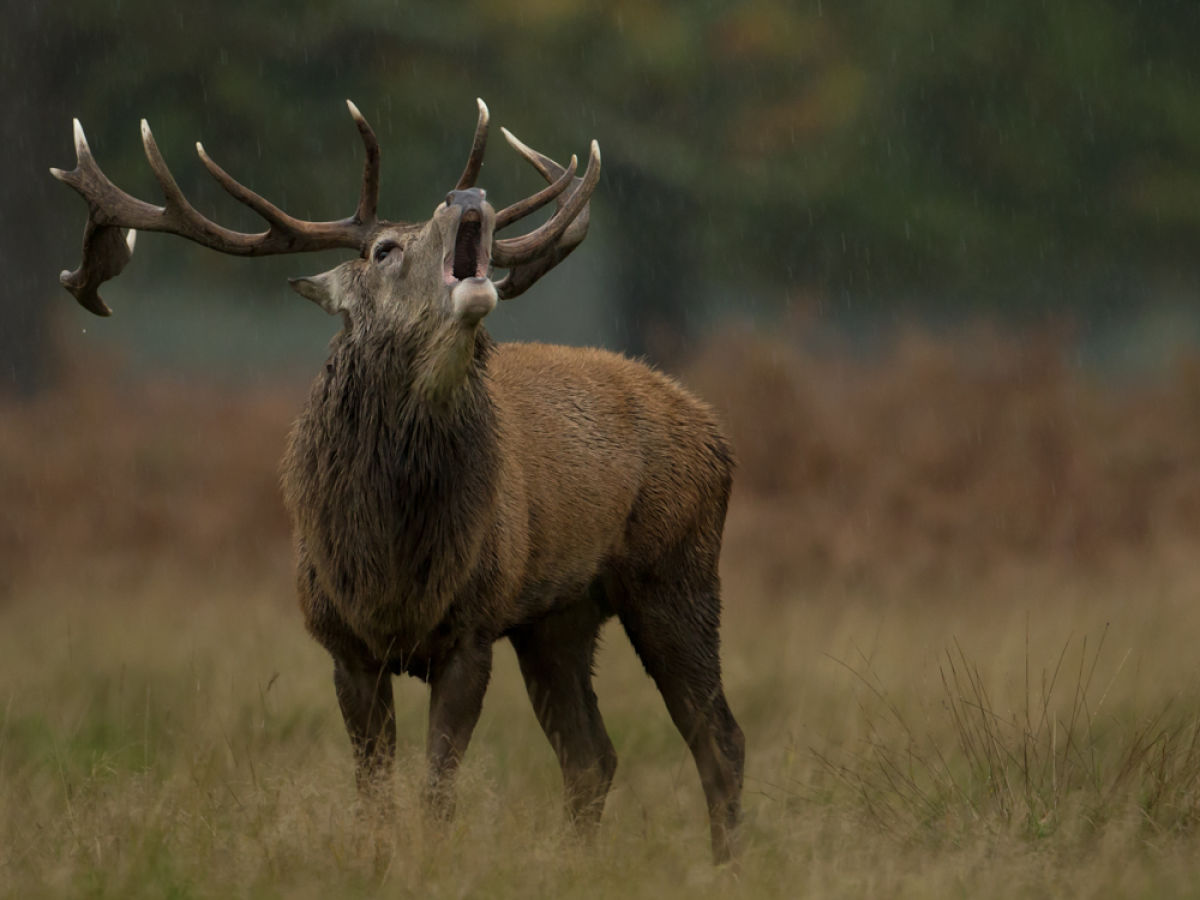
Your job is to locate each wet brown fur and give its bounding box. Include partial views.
[282,317,745,861]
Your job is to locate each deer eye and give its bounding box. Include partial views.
[373,240,400,263]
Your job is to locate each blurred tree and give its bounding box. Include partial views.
[824,0,1200,308]
[1,6,65,396]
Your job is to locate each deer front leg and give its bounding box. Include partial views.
[299,557,398,808]
[423,636,493,820]
[333,656,397,801]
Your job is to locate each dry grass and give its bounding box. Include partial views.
[4,327,1200,897]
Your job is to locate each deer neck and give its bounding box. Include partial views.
[285,323,499,653]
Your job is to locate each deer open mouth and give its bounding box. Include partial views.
[445,208,489,285]
[444,204,498,323]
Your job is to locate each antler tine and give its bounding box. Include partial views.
[140,119,262,250]
[500,125,566,182]
[346,100,381,225]
[454,98,490,191]
[494,154,577,230]
[491,136,601,269]
[195,140,306,235]
[196,101,381,246]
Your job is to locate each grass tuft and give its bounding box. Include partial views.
[818,629,1200,847]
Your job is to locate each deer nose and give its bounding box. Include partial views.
[445,188,487,212]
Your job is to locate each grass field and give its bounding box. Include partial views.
[4,330,1200,897]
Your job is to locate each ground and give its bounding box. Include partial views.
[3,327,1200,898]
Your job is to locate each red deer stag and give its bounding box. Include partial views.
[51,101,745,862]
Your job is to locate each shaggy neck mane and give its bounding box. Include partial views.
[284,326,499,657]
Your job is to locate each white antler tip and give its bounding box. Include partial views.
[140,119,152,139]
[125,229,138,254]
[72,118,89,154]
[345,99,363,120]
[590,140,601,162]
[476,98,489,122]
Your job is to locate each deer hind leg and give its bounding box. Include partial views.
[509,596,617,830]
[610,567,745,864]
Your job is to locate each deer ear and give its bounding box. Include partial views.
[289,270,344,315]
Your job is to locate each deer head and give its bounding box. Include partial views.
[50,100,601,325]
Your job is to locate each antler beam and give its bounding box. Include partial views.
[51,102,382,315]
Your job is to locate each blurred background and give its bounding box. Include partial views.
[3,0,1200,591]
[7,0,1200,387]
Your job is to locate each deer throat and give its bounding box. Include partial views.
[413,317,488,405]
[283,331,499,653]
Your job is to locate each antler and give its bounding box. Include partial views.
[450,100,602,299]
[454,98,490,191]
[490,130,601,300]
[52,99,601,312]
[50,101,382,315]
